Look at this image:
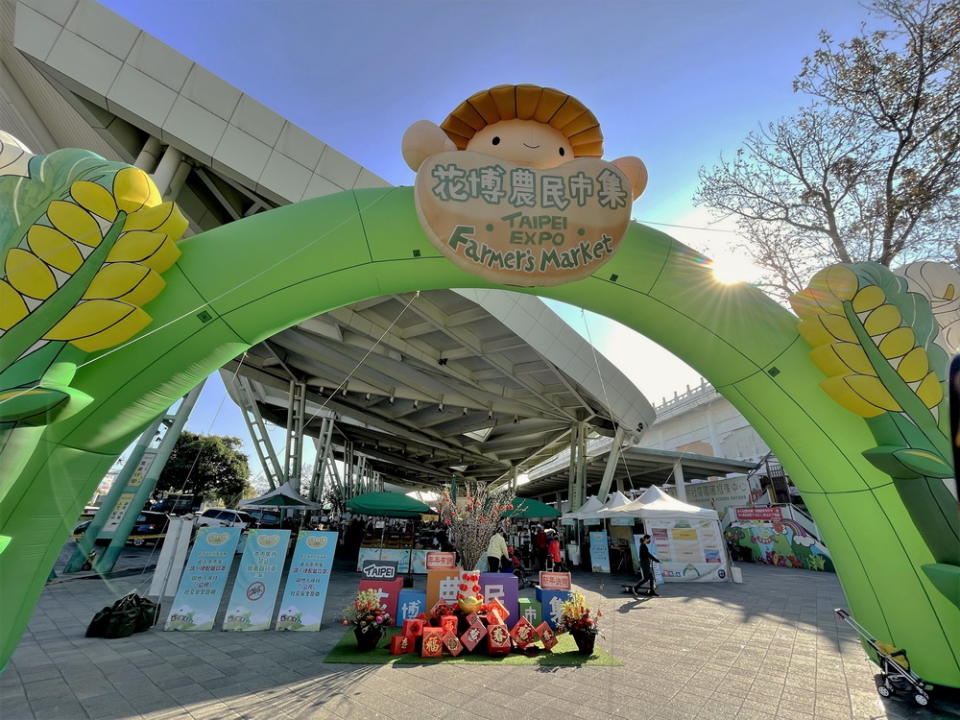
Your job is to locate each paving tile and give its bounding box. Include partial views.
[16,552,960,720]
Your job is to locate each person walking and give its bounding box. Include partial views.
[633,534,661,597]
[534,525,548,570]
[486,527,509,572]
[546,528,563,571]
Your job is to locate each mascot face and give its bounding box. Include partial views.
[466,120,574,169]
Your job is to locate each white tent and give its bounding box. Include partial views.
[603,485,728,582]
[561,495,605,520]
[604,485,719,520]
[599,490,632,514]
[240,482,323,509]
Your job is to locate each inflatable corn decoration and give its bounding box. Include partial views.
[0,145,187,424]
[791,263,960,604]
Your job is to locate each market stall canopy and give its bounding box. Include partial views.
[562,495,604,520]
[346,491,431,518]
[240,482,322,509]
[603,485,719,520]
[504,497,560,519]
[602,491,632,512]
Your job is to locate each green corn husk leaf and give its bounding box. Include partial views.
[863,445,952,479]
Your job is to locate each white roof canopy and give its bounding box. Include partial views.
[601,485,719,520]
[562,495,605,520]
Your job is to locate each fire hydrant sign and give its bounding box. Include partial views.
[222,529,290,631]
[275,531,338,631]
[415,151,630,287]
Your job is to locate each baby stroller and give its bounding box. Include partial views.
[835,608,932,707]
[509,547,537,589]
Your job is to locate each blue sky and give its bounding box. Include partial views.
[98,0,872,483]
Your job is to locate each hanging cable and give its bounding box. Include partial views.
[579,308,636,492]
[301,291,420,429]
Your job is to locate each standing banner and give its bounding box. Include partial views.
[589,531,610,573]
[165,527,241,631]
[275,531,338,631]
[148,516,193,598]
[222,529,291,631]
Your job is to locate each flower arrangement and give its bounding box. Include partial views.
[556,592,602,636]
[343,588,392,634]
[436,480,514,571]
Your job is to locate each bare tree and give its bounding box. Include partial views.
[696,0,960,299]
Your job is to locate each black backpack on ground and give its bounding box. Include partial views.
[85,592,160,638]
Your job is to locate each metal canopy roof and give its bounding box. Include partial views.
[521,440,755,498]
[223,288,651,488]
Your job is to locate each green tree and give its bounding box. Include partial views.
[696,0,960,299]
[156,430,250,506]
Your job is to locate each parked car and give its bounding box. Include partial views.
[195,508,256,528]
[71,511,169,546]
[129,511,169,545]
[245,509,282,528]
[150,493,202,515]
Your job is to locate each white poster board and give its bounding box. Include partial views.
[641,518,729,582]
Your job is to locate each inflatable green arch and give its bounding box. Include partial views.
[1,179,958,685]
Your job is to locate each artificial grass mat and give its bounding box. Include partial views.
[324,627,621,666]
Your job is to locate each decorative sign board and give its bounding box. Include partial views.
[361,559,398,581]
[538,571,572,591]
[165,527,241,631]
[275,531,338,631]
[735,507,783,522]
[223,529,291,631]
[425,551,457,569]
[415,151,630,286]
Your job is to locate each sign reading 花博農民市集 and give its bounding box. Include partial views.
[165,526,241,631]
[415,152,631,287]
[222,529,291,631]
[275,531,338,631]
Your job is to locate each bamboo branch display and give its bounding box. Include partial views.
[436,481,515,571]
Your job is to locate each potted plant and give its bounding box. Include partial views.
[556,592,602,655]
[343,588,392,651]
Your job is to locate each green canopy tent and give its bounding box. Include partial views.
[240,482,322,509]
[503,497,560,519]
[346,492,431,518]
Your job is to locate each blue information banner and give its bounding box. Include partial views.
[589,531,610,573]
[165,527,241,631]
[275,531,338,631]
[222,529,291,631]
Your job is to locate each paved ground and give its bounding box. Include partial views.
[2,547,957,720]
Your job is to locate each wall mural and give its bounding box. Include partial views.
[0,84,958,686]
[725,519,835,572]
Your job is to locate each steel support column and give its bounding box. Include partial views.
[133,136,162,172]
[64,415,164,572]
[575,421,587,510]
[596,425,625,503]
[283,380,307,491]
[234,376,281,490]
[673,459,687,501]
[151,145,184,197]
[97,382,204,571]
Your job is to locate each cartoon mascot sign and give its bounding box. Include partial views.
[403,84,646,286]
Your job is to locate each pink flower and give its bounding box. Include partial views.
[376,616,384,624]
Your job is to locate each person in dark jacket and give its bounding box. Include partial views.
[633,534,661,597]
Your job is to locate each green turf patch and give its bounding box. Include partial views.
[324,627,621,666]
